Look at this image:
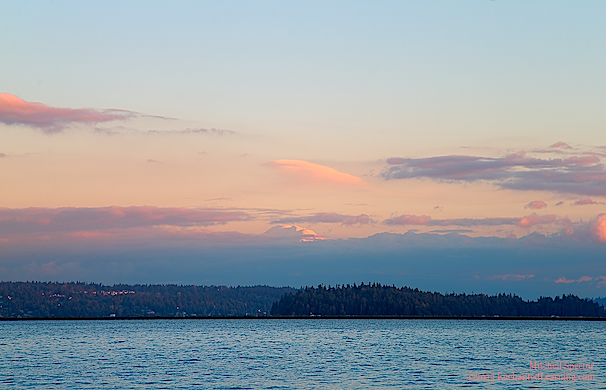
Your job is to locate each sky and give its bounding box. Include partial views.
[1,1,605,299]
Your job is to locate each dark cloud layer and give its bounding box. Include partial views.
[1,229,604,300]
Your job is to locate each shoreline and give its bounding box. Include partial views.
[2,315,605,321]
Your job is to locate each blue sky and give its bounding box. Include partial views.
[1,1,605,298]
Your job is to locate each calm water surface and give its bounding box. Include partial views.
[1,319,604,389]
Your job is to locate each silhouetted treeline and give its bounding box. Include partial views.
[593,297,606,309]
[0,282,296,318]
[271,283,606,317]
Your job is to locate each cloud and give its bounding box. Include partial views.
[0,153,6,158]
[382,148,606,197]
[592,214,606,242]
[489,274,535,281]
[571,199,605,206]
[517,214,559,228]
[384,213,561,228]
[146,159,162,164]
[0,93,137,133]
[264,225,326,242]
[266,160,368,188]
[554,276,593,284]
[272,213,372,225]
[428,229,474,234]
[0,206,251,236]
[550,142,573,150]
[384,214,432,226]
[147,128,236,136]
[555,201,565,206]
[525,201,547,210]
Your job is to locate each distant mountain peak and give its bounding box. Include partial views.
[263,224,326,242]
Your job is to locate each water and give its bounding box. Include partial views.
[0,319,604,389]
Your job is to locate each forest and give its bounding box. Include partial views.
[271,283,606,318]
[1,282,604,319]
[0,282,295,318]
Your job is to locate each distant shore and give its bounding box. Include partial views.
[2,315,605,321]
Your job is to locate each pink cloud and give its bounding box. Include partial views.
[550,142,573,149]
[592,214,606,242]
[554,276,593,284]
[524,200,547,210]
[0,93,136,133]
[273,213,372,225]
[517,213,558,228]
[0,153,6,158]
[572,199,605,206]
[266,160,368,188]
[384,214,432,226]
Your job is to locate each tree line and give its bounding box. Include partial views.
[0,282,295,318]
[271,283,606,317]
[2,281,604,318]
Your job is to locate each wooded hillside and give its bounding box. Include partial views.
[271,283,606,317]
[0,282,295,318]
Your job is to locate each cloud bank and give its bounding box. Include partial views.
[382,148,606,197]
[383,213,561,229]
[0,206,251,236]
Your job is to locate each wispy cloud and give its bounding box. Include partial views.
[0,206,251,236]
[147,128,236,136]
[525,201,547,210]
[384,213,561,228]
[571,199,605,206]
[382,146,606,197]
[554,276,593,284]
[0,93,137,133]
[272,212,372,225]
[489,274,535,281]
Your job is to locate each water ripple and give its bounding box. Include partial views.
[0,319,604,389]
